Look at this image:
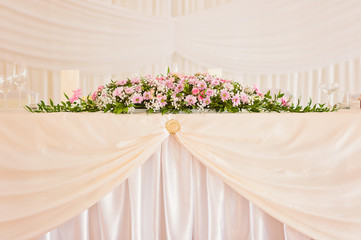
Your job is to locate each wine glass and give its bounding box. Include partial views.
[12,63,27,107]
[319,82,339,107]
[0,74,13,110]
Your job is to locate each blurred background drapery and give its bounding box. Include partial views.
[1,0,361,104]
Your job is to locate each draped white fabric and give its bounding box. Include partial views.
[0,0,174,74]
[1,0,361,103]
[0,112,169,240]
[38,135,310,240]
[2,0,361,74]
[175,0,361,74]
[1,111,361,240]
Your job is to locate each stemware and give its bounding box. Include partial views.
[319,82,339,107]
[0,74,13,110]
[12,63,27,105]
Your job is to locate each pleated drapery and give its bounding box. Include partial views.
[38,135,310,240]
[1,111,361,240]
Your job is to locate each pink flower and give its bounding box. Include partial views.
[92,91,98,101]
[69,89,82,104]
[165,79,175,89]
[131,93,143,104]
[197,81,207,90]
[192,88,200,95]
[135,85,142,92]
[125,87,134,94]
[205,88,214,97]
[198,95,204,101]
[220,90,230,101]
[224,82,234,91]
[203,97,211,105]
[185,95,197,106]
[175,84,184,93]
[143,91,152,100]
[97,85,104,91]
[112,87,124,98]
[157,94,167,107]
[211,79,220,87]
[280,96,289,106]
[188,77,199,86]
[232,94,241,106]
[131,77,140,84]
[253,84,263,97]
[205,76,212,82]
[240,92,249,104]
[116,80,127,85]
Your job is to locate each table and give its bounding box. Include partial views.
[1,110,361,240]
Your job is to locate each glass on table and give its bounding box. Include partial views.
[337,91,350,109]
[0,74,14,110]
[319,82,338,107]
[12,63,28,108]
[27,91,39,110]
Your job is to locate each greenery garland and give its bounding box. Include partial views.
[26,72,337,114]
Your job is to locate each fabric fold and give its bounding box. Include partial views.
[174,112,361,240]
[1,111,361,240]
[0,112,168,240]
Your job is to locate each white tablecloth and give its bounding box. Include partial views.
[1,110,361,240]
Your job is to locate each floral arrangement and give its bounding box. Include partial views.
[26,72,337,114]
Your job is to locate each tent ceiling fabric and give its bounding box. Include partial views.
[175,0,361,74]
[1,0,361,75]
[0,0,175,74]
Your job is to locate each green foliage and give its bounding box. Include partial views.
[25,74,338,114]
[25,94,99,113]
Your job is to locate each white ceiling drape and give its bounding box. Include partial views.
[2,0,361,74]
[0,0,174,75]
[175,0,361,74]
[0,0,361,102]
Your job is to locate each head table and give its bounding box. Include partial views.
[0,110,361,240]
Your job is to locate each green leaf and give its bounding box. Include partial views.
[24,105,33,112]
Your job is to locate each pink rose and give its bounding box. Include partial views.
[192,88,200,95]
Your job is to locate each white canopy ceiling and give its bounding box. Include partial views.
[1,0,361,75]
